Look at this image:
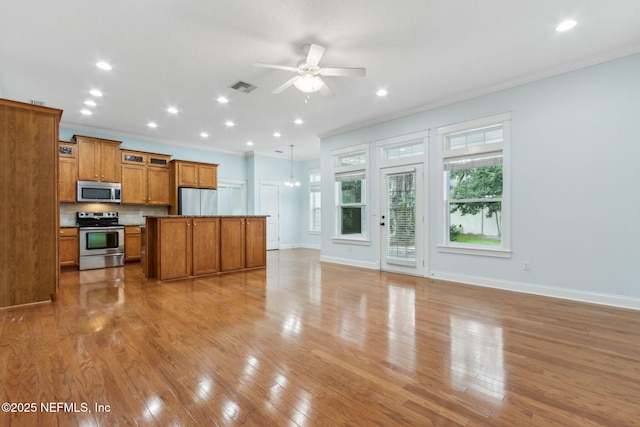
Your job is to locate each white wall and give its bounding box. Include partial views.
[320,53,640,309]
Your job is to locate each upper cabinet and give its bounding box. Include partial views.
[173,160,217,189]
[74,135,122,182]
[58,141,78,203]
[121,150,171,205]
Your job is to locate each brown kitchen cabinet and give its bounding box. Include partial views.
[144,216,265,280]
[121,150,170,205]
[59,227,79,268]
[58,141,78,203]
[172,160,217,189]
[74,135,122,182]
[220,216,266,271]
[1,98,61,308]
[125,226,142,262]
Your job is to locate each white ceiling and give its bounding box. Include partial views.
[1,1,639,160]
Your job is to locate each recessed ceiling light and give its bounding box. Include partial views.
[246,141,254,146]
[217,96,229,104]
[556,19,577,32]
[89,89,103,97]
[80,109,92,116]
[167,106,178,114]
[376,89,388,97]
[273,132,281,137]
[84,100,96,107]
[96,61,112,71]
[225,121,235,127]
[200,132,209,138]
[294,119,304,125]
[148,122,158,128]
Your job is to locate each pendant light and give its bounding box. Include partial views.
[285,145,301,187]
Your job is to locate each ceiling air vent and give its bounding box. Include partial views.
[29,99,46,106]
[230,81,257,94]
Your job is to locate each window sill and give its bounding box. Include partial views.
[332,237,371,246]
[308,230,320,235]
[437,244,511,258]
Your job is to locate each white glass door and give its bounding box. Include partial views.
[380,164,424,275]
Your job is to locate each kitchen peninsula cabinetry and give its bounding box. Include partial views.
[0,98,62,308]
[144,216,265,280]
[121,150,171,205]
[58,141,78,203]
[74,135,122,182]
[59,227,79,268]
[220,217,267,271]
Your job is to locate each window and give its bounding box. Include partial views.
[309,170,321,232]
[332,145,369,241]
[437,113,510,257]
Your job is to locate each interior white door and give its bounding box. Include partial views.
[379,164,424,275]
[260,183,280,250]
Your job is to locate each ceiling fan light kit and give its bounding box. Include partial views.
[255,43,366,97]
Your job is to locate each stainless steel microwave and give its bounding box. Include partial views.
[77,181,121,203]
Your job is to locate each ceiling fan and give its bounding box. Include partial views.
[254,44,366,97]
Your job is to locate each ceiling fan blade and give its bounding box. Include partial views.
[254,62,298,72]
[320,67,366,77]
[272,76,301,94]
[318,81,334,97]
[306,44,325,67]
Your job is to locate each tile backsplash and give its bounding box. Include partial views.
[60,203,169,226]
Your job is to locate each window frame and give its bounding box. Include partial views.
[437,113,511,258]
[309,170,321,233]
[331,144,370,243]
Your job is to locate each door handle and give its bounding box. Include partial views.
[380,222,385,226]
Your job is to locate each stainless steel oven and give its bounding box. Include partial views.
[77,212,125,270]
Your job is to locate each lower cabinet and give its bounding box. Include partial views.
[156,217,220,280]
[59,227,79,268]
[125,226,142,262]
[146,216,265,280]
[220,217,267,271]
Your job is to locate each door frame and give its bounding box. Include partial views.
[259,181,280,250]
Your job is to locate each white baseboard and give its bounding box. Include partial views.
[319,255,379,271]
[429,271,640,311]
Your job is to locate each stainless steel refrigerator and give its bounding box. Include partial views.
[178,188,218,215]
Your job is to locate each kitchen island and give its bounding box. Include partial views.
[143,215,267,280]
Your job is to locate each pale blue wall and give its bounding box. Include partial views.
[320,53,640,307]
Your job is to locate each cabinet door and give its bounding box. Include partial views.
[147,167,170,205]
[59,153,78,203]
[100,141,121,182]
[177,162,198,187]
[192,218,220,275]
[220,217,246,271]
[198,164,217,189]
[125,226,142,262]
[246,217,267,268]
[121,164,146,204]
[78,139,98,181]
[59,228,79,267]
[159,218,192,279]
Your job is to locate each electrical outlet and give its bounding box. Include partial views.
[523,261,531,271]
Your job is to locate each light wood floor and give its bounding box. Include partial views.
[1,249,639,426]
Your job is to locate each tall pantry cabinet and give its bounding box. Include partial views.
[0,98,62,308]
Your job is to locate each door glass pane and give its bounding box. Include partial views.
[386,171,416,266]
